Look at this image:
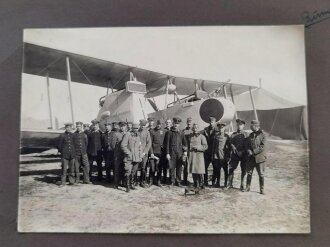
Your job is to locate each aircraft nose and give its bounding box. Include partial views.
[199,98,224,122]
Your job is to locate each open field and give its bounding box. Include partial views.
[18,140,310,233]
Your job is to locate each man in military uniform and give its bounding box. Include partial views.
[57,123,75,186]
[116,122,125,187]
[211,123,230,188]
[181,117,194,185]
[228,119,249,191]
[83,123,91,136]
[119,121,127,134]
[149,119,166,186]
[165,119,172,131]
[121,123,143,192]
[164,117,188,187]
[201,116,218,187]
[138,119,152,187]
[147,117,155,130]
[73,121,90,184]
[162,118,172,184]
[127,122,133,132]
[102,121,113,183]
[245,120,267,195]
[87,120,103,181]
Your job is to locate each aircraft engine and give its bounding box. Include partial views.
[199,98,235,123]
[149,96,236,129]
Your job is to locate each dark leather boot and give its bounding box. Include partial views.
[140,171,146,188]
[259,177,265,195]
[126,176,130,193]
[148,172,154,186]
[156,173,162,186]
[130,174,136,190]
[246,174,252,192]
[228,173,234,188]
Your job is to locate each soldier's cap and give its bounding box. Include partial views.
[127,121,133,125]
[139,119,148,126]
[156,119,164,124]
[112,122,119,127]
[83,123,90,127]
[236,119,246,125]
[75,121,83,126]
[104,121,112,126]
[187,117,193,123]
[218,123,226,127]
[173,117,182,124]
[251,120,260,126]
[132,123,140,129]
[119,121,127,126]
[91,119,99,124]
[64,122,73,127]
[209,116,216,121]
[147,117,154,121]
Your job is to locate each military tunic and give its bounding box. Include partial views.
[245,129,267,193]
[149,127,166,174]
[211,130,230,187]
[182,127,193,183]
[201,125,218,185]
[87,130,103,179]
[102,130,123,185]
[121,132,143,177]
[57,131,75,185]
[73,131,89,183]
[245,129,267,175]
[164,128,187,184]
[138,128,152,184]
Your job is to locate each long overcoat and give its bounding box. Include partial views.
[187,133,208,174]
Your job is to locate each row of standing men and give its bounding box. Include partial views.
[58,116,267,194]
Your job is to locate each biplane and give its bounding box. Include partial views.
[21,43,260,153]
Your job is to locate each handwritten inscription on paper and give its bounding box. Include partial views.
[301,8,330,28]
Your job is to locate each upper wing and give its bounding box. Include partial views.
[23,42,257,96]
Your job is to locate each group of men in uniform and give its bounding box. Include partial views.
[58,115,267,194]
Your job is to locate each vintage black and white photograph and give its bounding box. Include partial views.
[18,26,309,233]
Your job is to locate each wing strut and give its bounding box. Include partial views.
[46,70,54,129]
[66,56,75,124]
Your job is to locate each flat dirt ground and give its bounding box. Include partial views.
[18,140,310,233]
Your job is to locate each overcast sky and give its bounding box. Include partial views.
[21,26,307,127]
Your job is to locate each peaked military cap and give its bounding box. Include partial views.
[156,119,164,124]
[187,117,193,123]
[147,117,155,121]
[139,119,148,126]
[64,122,73,127]
[251,120,260,125]
[132,123,140,129]
[91,119,99,124]
[119,121,127,126]
[75,121,83,126]
[83,123,90,127]
[236,119,246,125]
[173,117,182,124]
[218,123,226,127]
